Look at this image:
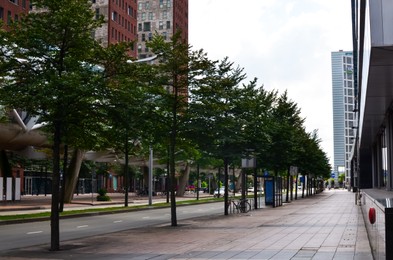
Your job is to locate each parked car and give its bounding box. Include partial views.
[214,187,225,197]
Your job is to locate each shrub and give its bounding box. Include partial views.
[97,188,111,201]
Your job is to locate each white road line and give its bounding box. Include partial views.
[77,225,88,228]
[142,216,150,219]
[27,231,43,235]
[113,220,123,223]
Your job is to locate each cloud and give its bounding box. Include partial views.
[189,0,353,165]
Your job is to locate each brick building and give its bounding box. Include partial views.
[0,0,30,31]
[92,0,138,56]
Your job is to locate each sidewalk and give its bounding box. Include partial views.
[0,190,373,260]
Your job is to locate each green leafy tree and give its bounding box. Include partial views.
[0,0,107,250]
[146,30,219,225]
[188,57,247,214]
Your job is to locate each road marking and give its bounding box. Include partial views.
[142,216,150,219]
[27,231,43,235]
[113,220,123,223]
[77,225,88,229]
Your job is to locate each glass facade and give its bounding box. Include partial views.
[331,51,355,185]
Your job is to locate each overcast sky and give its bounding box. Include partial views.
[189,0,353,166]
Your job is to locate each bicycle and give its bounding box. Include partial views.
[238,198,251,213]
[228,198,251,213]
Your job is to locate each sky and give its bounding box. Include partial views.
[189,0,353,167]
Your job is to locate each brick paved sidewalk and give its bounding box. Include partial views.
[0,190,372,260]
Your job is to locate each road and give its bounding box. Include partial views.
[0,202,224,251]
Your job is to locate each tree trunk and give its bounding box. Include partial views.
[177,162,190,196]
[63,149,85,203]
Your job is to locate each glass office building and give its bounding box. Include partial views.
[331,50,355,186]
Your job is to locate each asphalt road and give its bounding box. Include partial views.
[0,202,224,251]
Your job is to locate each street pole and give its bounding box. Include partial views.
[148,146,153,206]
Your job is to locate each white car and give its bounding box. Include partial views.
[214,188,225,197]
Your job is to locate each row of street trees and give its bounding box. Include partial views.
[0,0,330,251]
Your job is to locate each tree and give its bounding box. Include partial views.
[0,0,107,250]
[147,32,213,226]
[188,57,247,214]
[265,91,305,176]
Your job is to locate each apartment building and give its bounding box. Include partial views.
[0,0,30,30]
[91,0,138,56]
[137,0,188,59]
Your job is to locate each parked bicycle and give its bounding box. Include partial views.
[228,198,251,213]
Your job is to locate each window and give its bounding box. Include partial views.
[162,11,167,19]
[22,0,26,8]
[14,14,18,22]
[148,32,152,41]
[166,0,171,7]
[143,22,151,32]
[141,12,146,20]
[92,0,96,3]
[7,11,11,25]
[142,33,146,41]
[0,7,4,20]
[138,2,142,10]
[112,11,118,21]
[166,21,171,29]
[95,8,100,20]
[145,1,150,9]
[148,12,153,20]
[9,0,19,4]
[162,31,167,40]
[138,44,142,51]
[128,6,133,17]
[159,0,163,8]
[159,21,163,30]
[138,23,142,31]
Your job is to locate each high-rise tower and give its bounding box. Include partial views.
[331,50,355,186]
[137,0,188,59]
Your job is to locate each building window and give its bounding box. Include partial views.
[141,12,146,20]
[128,6,133,17]
[22,0,26,8]
[159,0,163,8]
[7,11,11,25]
[138,23,142,31]
[112,11,118,21]
[14,14,18,22]
[138,2,142,10]
[166,21,170,29]
[145,1,150,9]
[0,7,4,21]
[95,8,100,20]
[92,0,96,3]
[142,33,146,41]
[148,12,153,20]
[166,0,171,7]
[148,32,152,41]
[159,21,163,30]
[162,31,167,40]
[9,0,19,5]
[143,22,151,32]
[162,11,167,19]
